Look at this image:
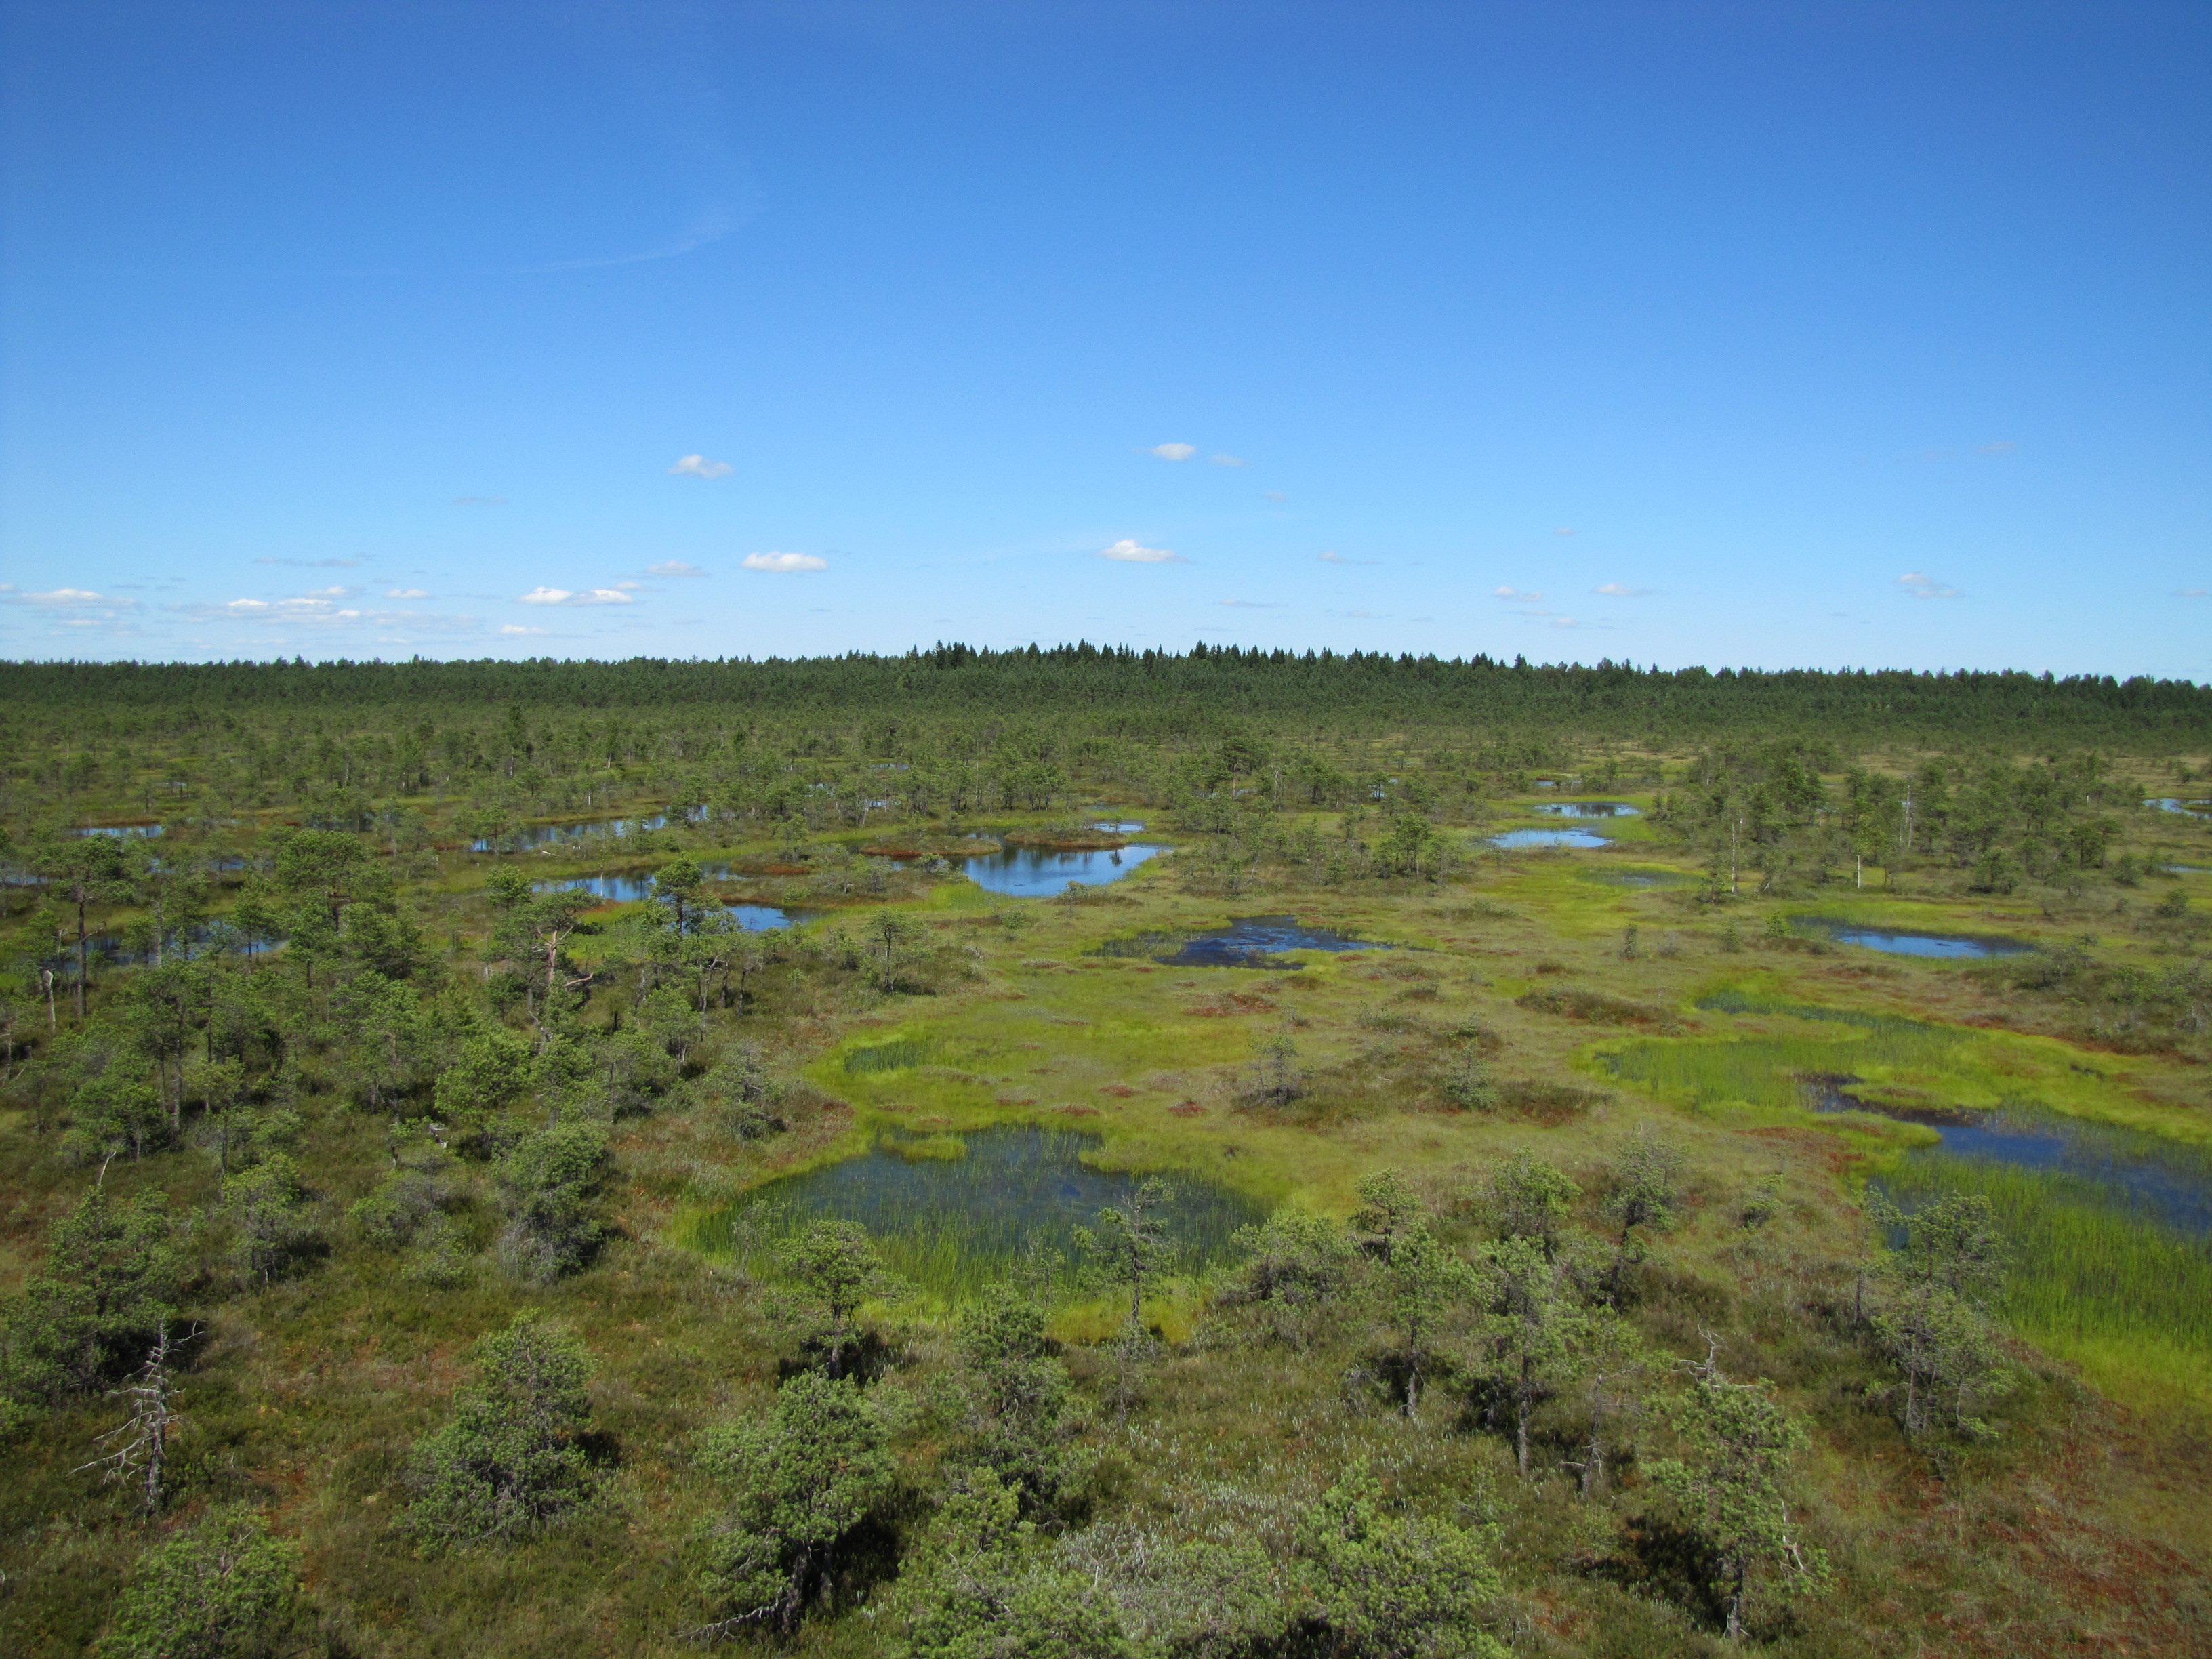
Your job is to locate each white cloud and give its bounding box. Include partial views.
[387,588,429,600]
[2175,587,2207,598]
[742,551,829,573]
[669,454,735,479]
[1551,615,1580,628]
[1595,582,1652,597]
[1218,599,1284,609]
[1263,491,1286,502]
[1096,539,1185,564]
[1493,586,1542,602]
[1147,443,1195,462]
[649,560,708,577]
[1553,527,1576,537]
[614,580,644,590]
[1898,571,1964,600]
[166,590,479,632]
[516,586,634,605]
[1210,453,1246,467]
[18,587,113,607]
[501,624,548,635]
[1317,549,1380,567]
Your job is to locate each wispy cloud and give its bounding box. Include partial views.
[501,623,549,636]
[2176,587,2208,598]
[387,588,429,599]
[452,495,508,506]
[255,556,362,568]
[1977,440,2018,455]
[669,454,735,479]
[1317,550,1380,567]
[1553,527,1576,537]
[1263,491,1287,502]
[167,588,477,632]
[1550,615,1580,628]
[1898,571,1964,600]
[1146,443,1195,462]
[518,586,636,605]
[524,201,738,274]
[742,552,828,573]
[1493,586,1542,602]
[1210,453,1246,468]
[1218,599,1284,608]
[649,560,708,577]
[1595,582,1652,597]
[1097,539,1185,565]
[12,586,136,609]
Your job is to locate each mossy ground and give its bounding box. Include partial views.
[5,783,2212,1655]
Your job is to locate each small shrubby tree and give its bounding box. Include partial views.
[432,1027,533,1134]
[694,1372,897,1639]
[1473,1235,1588,1478]
[1645,1345,1828,1640]
[1292,1461,1507,1658]
[1866,1189,2015,1441]
[945,1282,1087,1510]
[1351,1168,1425,1265]
[1484,1151,1580,1258]
[96,1504,302,1659]
[1603,1129,1685,1303]
[705,1040,784,1141]
[493,1121,609,1285]
[1370,1217,1472,1420]
[1228,1209,1359,1346]
[407,1314,598,1549]
[773,1218,907,1380]
[891,1470,1131,1659]
[0,1185,183,1426]
[1237,1031,1304,1107]
[224,1153,316,1286]
[1076,1176,1178,1330]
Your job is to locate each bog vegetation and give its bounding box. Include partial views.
[0,647,2209,1657]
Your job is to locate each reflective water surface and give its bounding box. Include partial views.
[1488,827,1612,850]
[1790,917,2034,959]
[954,843,1167,897]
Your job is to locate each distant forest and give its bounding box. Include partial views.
[3,647,2208,748]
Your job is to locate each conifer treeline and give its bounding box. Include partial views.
[2,647,2205,746]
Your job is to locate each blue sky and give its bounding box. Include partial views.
[1,1,2205,674]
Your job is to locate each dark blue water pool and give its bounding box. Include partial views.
[1094,913,1398,968]
[1790,917,2034,959]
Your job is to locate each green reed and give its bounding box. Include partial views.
[844,1037,936,1073]
[1879,1154,2212,1357]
